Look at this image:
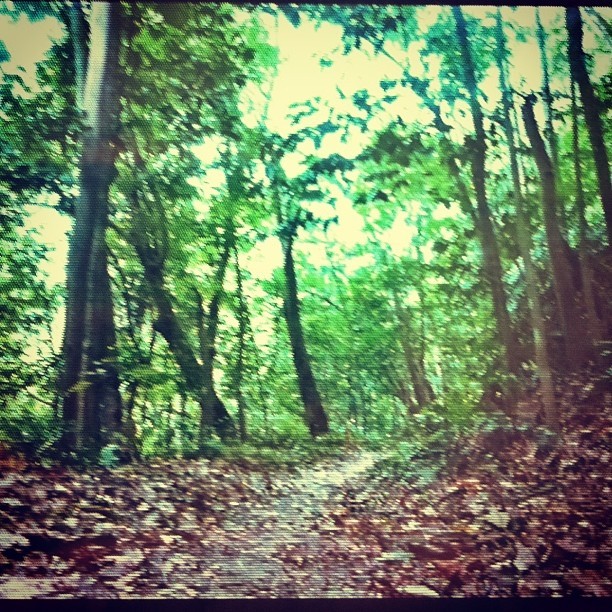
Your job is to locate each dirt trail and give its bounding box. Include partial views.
[0,451,382,598]
[1,392,610,599]
[201,451,379,597]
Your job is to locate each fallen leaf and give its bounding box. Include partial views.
[376,551,414,563]
[397,585,438,596]
[513,541,537,572]
[483,509,510,529]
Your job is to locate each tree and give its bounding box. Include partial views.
[107,4,260,444]
[233,247,249,442]
[133,205,234,441]
[495,8,557,429]
[522,94,590,370]
[570,74,604,353]
[392,288,434,411]
[59,3,124,457]
[279,213,329,437]
[566,7,612,244]
[535,8,561,183]
[452,6,521,379]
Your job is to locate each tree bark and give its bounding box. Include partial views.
[571,76,604,353]
[134,233,235,441]
[281,232,329,436]
[566,7,612,244]
[522,95,590,371]
[194,289,234,441]
[535,10,561,182]
[496,9,557,430]
[68,2,88,109]
[234,247,248,442]
[452,6,521,376]
[194,226,236,442]
[60,3,123,457]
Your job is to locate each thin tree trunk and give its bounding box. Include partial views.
[522,95,590,371]
[535,9,562,196]
[60,3,123,456]
[452,6,521,377]
[234,247,248,443]
[134,235,235,441]
[392,290,433,410]
[566,7,612,244]
[196,228,232,410]
[281,232,329,436]
[572,75,604,352]
[194,292,233,440]
[68,2,88,109]
[195,227,236,441]
[496,9,557,430]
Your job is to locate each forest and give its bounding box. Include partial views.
[0,1,610,598]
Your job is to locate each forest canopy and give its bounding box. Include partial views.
[0,2,610,464]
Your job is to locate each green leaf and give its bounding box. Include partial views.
[0,41,10,64]
[282,6,301,28]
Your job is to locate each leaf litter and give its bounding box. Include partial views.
[0,370,610,597]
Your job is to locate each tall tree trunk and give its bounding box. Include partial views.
[536,7,570,234]
[195,226,235,441]
[281,233,329,436]
[68,2,88,109]
[522,95,590,371]
[496,9,557,430]
[60,3,123,457]
[124,143,235,442]
[566,7,612,244]
[234,247,248,443]
[572,76,604,352]
[535,10,561,181]
[392,290,433,411]
[134,235,235,441]
[400,70,521,380]
[198,228,232,376]
[452,6,521,377]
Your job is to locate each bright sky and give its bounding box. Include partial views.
[1,5,610,347]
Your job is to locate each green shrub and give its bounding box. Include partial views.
[266,413,310,447]
[199,438,224,459]
[0,397,60,455]
[99,443,120,468]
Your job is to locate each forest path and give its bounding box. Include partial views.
[1,380,610,599]
[200,450,380,597]
[0,450,385,598]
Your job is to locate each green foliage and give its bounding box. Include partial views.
[221,433,347,467]
[265,413,310,447]
[198,438,225,460]
[0,397,60,455]
[377,406,487,483]
[0,206,55,400]
[99,444,121,468]
[1,4,610,464]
